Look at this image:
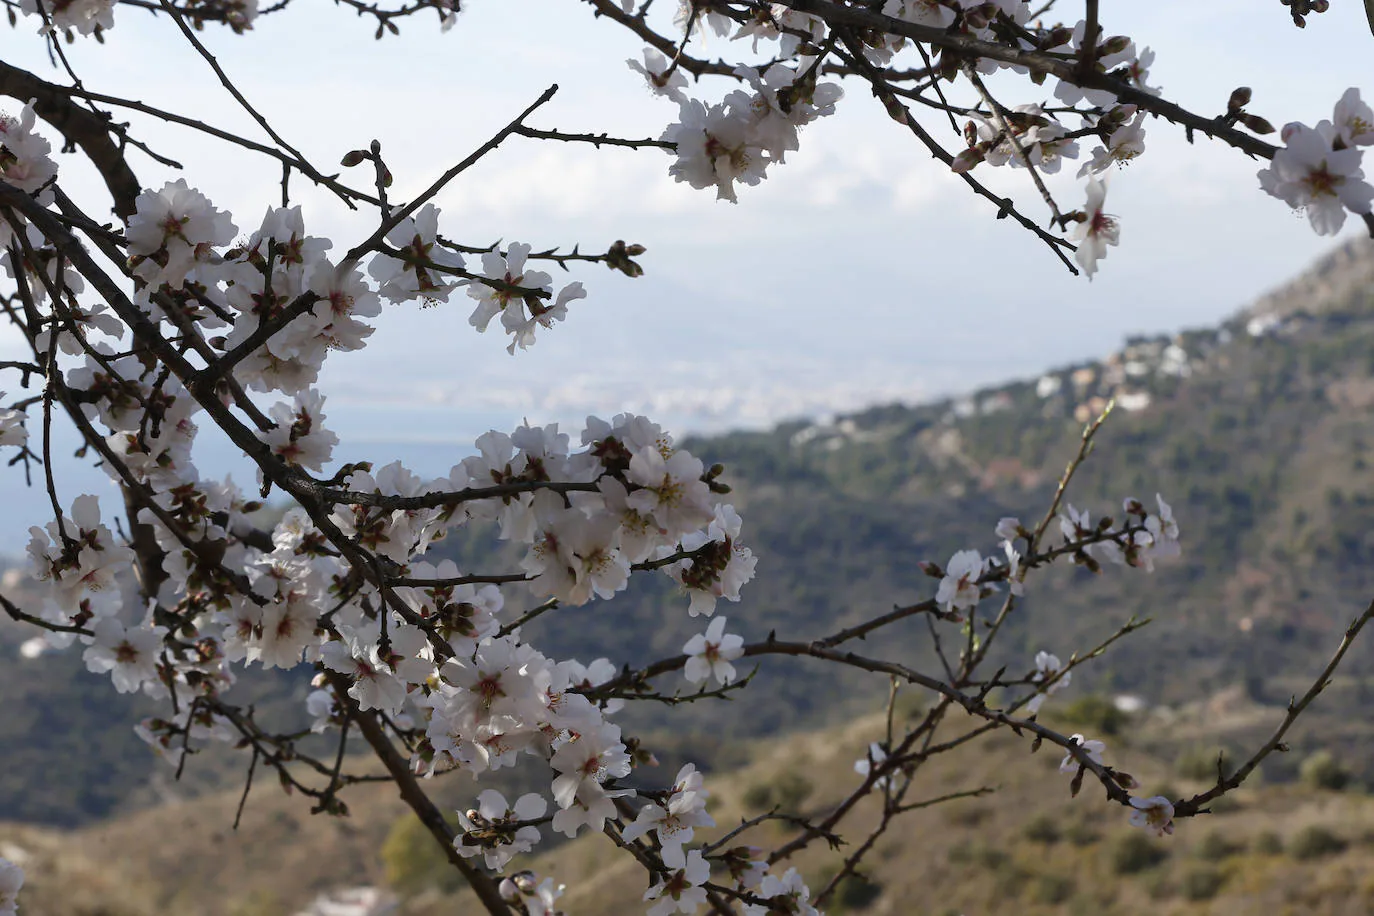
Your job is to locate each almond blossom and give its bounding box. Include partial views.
[1259,120,1374,235]
[367,203,466,303]
[125,179,236,291]
[683,615,745,685]
[0,856,23,916]
[1027,650,1070,714]
[1072,176,1119,278]
[936,549,984,613]
[0,394,26,448]
[82,617,167,694]
[643,845,710,916]
[1128,795,1175,837]
[661,99,769,203]
[1059,734,1106,773]
[455,790,547,872]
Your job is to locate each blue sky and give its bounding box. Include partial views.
[2,1,1373,548]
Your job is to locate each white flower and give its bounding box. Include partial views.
[1059,503,1091,541]
[1080,114,1146,176]
[936,549,984,612]
[125,179,236,290]
[882,0,955,28]
[1053,22,1136,108]
[0,856,23,916]
[1333,88,1374,147]
[644,845,710,916]
[502,281,583,354]
[1072,176,1119,278]
[550,724,632,811]
[1258,121,1374,235]
[0,103,58,200]
[628,49,688,102]
[627,446,713,537]
[683,616,745,685]
[621,779,714,851]
[1059,734,1106,773]
[0,393,26,448]
[1027,650,1070,714]
[468,242,550,331]
[1001,539,1025,597]
[745,867,818,916]
[1128,795,1175,836]
[661,99,769,203]
[253,592,321,669]
[260,389,338,472]
[523,510,630,606]
[367,203,465,303]
[663,505,757,617]
[320,633,407,715]
[455,790,547,872]
[854,741,894,791]
[83,617,166,694]
[19,0,114,33]
[500,873,565,916]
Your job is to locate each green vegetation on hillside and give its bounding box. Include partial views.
[5,241,1374,828]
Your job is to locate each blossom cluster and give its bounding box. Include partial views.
[0,3,1325,909]
[639,3,1167,276]
[15,0,256,35]
[929,493,1179,621]
[0,90,791,909]
[1058,734,1175,836]
[1258,88,1374,235]
[0,103,58,250]
[633,2,1374,281]
[643,52,843,202]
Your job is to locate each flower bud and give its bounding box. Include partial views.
[1240,113,1275,135]
[1100,35,1132,57]
[1041,26,1073,49]
[952,146,985,174]
[1227,86,1252,111]
[1112,770,1141,790]
[962,3,995,30]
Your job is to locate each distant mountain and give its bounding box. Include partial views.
[5,238,1374,827]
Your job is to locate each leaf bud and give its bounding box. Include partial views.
[340,149,367,167]
[1227,86,1252,111]
[1240,113,1275,135]
[882,93,908,125]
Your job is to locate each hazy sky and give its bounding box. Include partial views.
[3,0,1372,451]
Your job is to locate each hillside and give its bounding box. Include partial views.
[8,695,1374,916]
[5,237,1374,826]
